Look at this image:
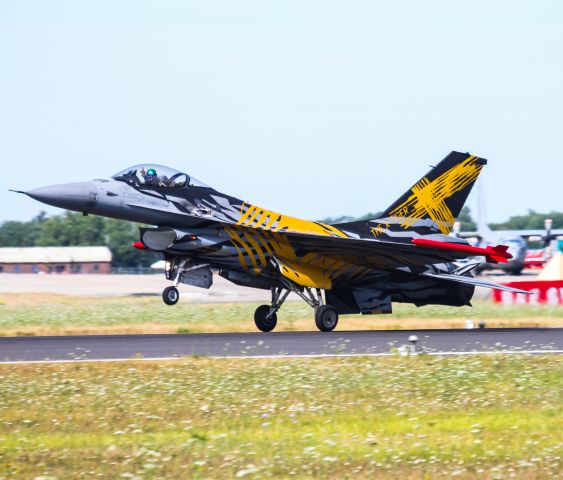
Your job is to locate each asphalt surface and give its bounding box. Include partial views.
[1,328,562,362]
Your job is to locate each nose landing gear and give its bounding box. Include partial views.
[162,285,179,305]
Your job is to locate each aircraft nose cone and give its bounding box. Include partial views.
[26,182,99,212]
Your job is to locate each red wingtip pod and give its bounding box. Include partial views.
[411,238,513,263]
[485,245,512,263]
[132,241,148,250]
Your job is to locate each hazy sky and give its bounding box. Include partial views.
[1,0,562,224]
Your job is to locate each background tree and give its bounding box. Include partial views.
[490,210,563,230]
[35,212,106,246]
[0,211,47,246]
[0,212,158,268]
[456,206,477,231]
[103,218,158,268]
[1,208,561,268]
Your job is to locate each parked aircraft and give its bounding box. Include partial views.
[14,152,528,332]
[456,195,563,274]
[456,218,528,275]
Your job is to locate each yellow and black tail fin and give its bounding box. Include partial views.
[381,151,486,234]
[336,151,487,236]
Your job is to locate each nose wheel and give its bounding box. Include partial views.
[254,305,278,332]
[162,286,179,305]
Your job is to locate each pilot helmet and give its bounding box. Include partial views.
[146,168,157,177]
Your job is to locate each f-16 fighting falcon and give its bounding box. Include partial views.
[15,151,529,332]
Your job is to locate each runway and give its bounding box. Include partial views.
[1,328,562,363]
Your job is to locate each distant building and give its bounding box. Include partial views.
[0,246,112,274]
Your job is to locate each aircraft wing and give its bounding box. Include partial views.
[420,271,531,294]
[252,229,480,270]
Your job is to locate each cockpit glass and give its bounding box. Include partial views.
[111,164,210,189]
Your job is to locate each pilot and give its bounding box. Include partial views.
[144,168,160,186]
[141,168,167,186]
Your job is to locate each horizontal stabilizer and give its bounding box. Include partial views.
[421,271,531,294]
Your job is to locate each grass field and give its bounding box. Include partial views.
[0,293,562,336]
[0,355,561,479]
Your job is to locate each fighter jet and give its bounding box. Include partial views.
[15,152,529,332]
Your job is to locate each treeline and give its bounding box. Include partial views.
[0,211,157,268]
[490,210,563,230]
[1,208,561,267]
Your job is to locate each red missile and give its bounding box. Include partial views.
[132,241,148,250]
[412,238,512,264]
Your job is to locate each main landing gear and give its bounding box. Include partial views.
[254,281,339,333]
[315,305,339,332]
[254,286,290,332]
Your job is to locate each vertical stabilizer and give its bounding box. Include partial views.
[335,151,487,237]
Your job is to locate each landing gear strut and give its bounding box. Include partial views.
[162,266,183,305]
[254,286,291,332]
[161,259,209,306]
[280,279,339,332]
[253,280,339,333]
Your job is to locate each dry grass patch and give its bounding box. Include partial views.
[0,293,561,336]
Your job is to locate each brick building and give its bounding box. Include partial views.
[0,247,112,274]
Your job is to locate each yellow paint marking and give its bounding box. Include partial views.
[242,231,268,268]
[388,155,484,234]
[254,232,273,257]
[277,258,332,289]
[264,214,278,230]
[226,235,249,270]
[320,223,349,237]
[237,204,256,225]
[226,228,259,271]
[236,203,348,238]
[242,207,262,227]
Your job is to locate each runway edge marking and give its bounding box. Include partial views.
[1,349,563,364]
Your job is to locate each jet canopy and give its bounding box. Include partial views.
[111,164,209,189]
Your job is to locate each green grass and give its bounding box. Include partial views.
[0,355,561,479]
[0,294,561,336]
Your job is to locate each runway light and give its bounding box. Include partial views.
[465,320,475,329]
[479,320,487,329]
[408,335,418,354]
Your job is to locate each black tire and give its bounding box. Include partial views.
[162,286,179,305]
[254,305,277,332]
[315,305,339,332]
